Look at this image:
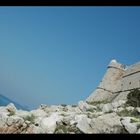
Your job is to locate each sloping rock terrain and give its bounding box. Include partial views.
[0,96,140,134]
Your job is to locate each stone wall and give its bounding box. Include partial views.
[86,59,140,103]
[121,62,140,91]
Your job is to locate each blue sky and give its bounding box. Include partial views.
[0,7,140,109]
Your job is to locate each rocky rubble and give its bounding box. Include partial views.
[0,97,140,134]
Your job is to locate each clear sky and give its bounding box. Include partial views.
[0,7,140,109]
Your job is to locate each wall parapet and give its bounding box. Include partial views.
[108,59,126,70]
[122,70,140,78]
[107,65,125,71]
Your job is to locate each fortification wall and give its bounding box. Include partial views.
[123,62,140,76]
[121,72,140,91]
[120,62,140,91]
[86,60,125,103]
[86,59,140,103]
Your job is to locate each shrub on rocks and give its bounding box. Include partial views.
[126,89,140,107]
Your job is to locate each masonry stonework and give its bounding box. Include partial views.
[86,59,140,103]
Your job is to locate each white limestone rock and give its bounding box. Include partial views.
[98,103,104,110]
[92,112,104,117]
[7,116,24,126]
[137,129,140,134]
[121,117,138,133]
[0,112,9,127]
[40,112,63,133]
[74,107,82,113]
[136,107,140,114]
[63,113,77,124]
[15,110,31,118]
[42,105,63,114]
[78,101,86,112]
[0,106,9,115]
[111,100,126,108]
[75,114,93,133]
[102,100,126,113]
[66,105,75,112]
[66,105,81,113]
[6,103,17,113]
[78,100,97,112]
[90,113,123,133]
[102,103,113,113]
[30,109,47,118]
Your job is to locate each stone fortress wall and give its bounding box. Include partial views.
[86,59,140,103]
[109,60,140,93]
[121,62,140,91]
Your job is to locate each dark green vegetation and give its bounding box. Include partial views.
[86,99,109,106]
[126,89,140,107]
[23,114,36,124]
[117,108,140,118]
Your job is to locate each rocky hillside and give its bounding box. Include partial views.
[0,89,140,134]
[0,59,140,134]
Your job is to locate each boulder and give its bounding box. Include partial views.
[89,112,104,118]
[90,113,123,133]
[111,100,126,108]
[42,105,61,114]
[62,117,70,125]
[136,107,140,114]
[78,101,87,112]
[6,103,17,113]
[137,129,140,134]
[74,114,93,133]
[102,103,113,113]
[78,100,97,112]
[40,112,63,133]
[121,117,139,133]
[0,106,9,114]
[6,116,24,126]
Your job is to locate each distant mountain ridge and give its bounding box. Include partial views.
[0,94,29,111]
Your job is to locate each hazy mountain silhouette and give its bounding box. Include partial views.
[0,94,29,111]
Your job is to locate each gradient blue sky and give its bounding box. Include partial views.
[0,7,140,109]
